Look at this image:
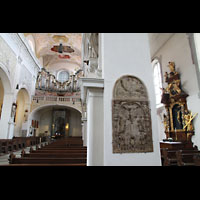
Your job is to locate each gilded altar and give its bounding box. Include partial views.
[161,62,197,145]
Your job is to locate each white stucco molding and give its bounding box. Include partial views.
[80,77,104,104]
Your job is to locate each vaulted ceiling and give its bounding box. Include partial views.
[24,33,82,74]
[148,33,174,58]
[24,33,175,73]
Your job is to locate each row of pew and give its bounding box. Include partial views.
[0,136,48,154]
[8,137,87,166]
[161,148,200,166]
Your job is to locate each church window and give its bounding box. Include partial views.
[58,71,69,83]
[152,59,163,106]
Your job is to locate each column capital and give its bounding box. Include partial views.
[80,77,104,104]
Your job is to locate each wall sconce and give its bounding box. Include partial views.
[65,123,69,130]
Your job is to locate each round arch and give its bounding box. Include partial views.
[0,64,13,138]
[14,88,31,137]
[28,104,82,137]
[0,64,12,94]
[30,103,82,117]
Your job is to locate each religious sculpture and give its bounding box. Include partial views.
[161,61,198,145]
[11,103,17,122]
[112,75,153,153]
[183,111,197,131]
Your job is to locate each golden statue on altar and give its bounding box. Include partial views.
[183,111,198,131]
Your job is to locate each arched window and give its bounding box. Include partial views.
[58,71,69,83]
[194,34,200,72]
[152,59,163,106]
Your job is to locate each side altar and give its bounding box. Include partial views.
[160,62,198,149]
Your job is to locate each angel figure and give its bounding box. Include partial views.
[184,111,197,131]
[172,79,181,95]
[163,114,169,132]
[168,62,176,73]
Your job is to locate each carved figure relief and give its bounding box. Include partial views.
[112,75,153,153]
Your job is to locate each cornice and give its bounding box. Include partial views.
[5,33,42,72]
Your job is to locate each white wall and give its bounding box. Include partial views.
[69,110,82,137]
[0,34,41,138]
[102,33,161,166]
[153,33,200,148]
[39,109,52,136]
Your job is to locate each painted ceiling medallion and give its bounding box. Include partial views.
[51,43,74,54]
[58,54,70,59]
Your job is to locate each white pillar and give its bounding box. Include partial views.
[7,120,15,139]
[81,118,87,147]
[83,119,87,147]
[80,78,104,166]
[0,93,14,139]
[86,87,104,166]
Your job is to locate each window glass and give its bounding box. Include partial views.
[58,71,69,83]
[152,59,163,105]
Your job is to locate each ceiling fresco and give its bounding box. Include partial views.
[24,33,82,74]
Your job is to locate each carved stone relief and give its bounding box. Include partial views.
[112,75,153,153]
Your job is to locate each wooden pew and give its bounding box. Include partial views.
[21,151,86,158]
[176,150,200,166]
[0,139,14,153]
[12,137,26,149]
[3,163,87,166]
[9,137,87,166]
[9,154,86,165]
[161,148,178,166]
[32,148,87,153]
[193,154,200,166]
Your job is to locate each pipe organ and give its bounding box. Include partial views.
[35,68,82,94]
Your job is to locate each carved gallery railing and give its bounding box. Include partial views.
[31,95,82,113]
[32,96,81,103]
[35,68,83,94]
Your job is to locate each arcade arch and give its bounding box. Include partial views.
[14,88,30,137]
[0,65,13,138]
[29,105,82,138]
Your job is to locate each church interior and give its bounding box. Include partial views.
[0,33,200,166]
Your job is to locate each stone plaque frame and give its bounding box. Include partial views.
[112,75,153,153]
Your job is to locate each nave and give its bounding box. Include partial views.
[0,136,87,166]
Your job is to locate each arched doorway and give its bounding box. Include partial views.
[14,88,30,137]
[30,105,82,138]
[0,65,13,139]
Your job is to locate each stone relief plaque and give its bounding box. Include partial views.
[112,75,153,153]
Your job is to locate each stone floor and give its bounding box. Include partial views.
[0,142,46,165]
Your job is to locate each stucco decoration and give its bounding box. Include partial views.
[112,75,153,153]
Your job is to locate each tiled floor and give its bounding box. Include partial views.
[0,143,46,165]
